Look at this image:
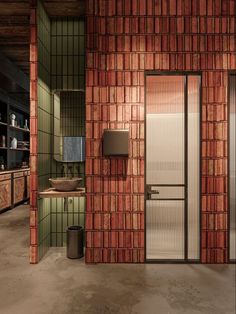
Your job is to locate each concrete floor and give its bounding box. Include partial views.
[0,205,235,314]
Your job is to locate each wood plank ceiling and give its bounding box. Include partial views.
[0,0,85,76]
[0,1,30,75]
[44,0,85,17]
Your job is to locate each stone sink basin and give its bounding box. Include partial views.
[49,177,82,192]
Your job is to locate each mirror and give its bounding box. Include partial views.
[53,90,85,162]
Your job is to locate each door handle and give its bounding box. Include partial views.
[146,188,159,200]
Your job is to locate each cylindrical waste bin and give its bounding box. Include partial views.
[67,226,84,259]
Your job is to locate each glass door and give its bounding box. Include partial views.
[145,74,200,262]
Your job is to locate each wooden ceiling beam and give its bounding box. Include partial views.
[43,1,85,17]
[0,26,29,37]
[0,38,29,45]
[14,61,29,66]
[0,3,29,16]
[0,50,29,62]
[0,44,28,50]
[0,0,85,75]
[44,0,83,2]
[0,0,28,2]
[0,15,29,25]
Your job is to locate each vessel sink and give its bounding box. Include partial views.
[49,177,82,192]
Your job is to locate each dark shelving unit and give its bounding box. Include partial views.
[9,148,30,152]
[9,125,30,133]
[0,122,8,127]
[0,94,30,170]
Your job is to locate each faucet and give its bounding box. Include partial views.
[76,164,80,176]
[68,165,73,178]
[61,164,66,177]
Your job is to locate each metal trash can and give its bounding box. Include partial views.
[67,226,84,259]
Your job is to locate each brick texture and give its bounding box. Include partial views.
[85,0,236,263]
[29,0,38,264]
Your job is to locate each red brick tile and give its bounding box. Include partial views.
[93,232,103,248]
[30,245,38,264]
[30,227,37,245]
[85,248,94,263]
[86,232,92,247]
[86,213,93,230]
[30,210,37,227]
[123,0,131,15]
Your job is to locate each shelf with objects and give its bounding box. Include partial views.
[0,94,30,213]
[8,104,30,170]
[0,96,30,171]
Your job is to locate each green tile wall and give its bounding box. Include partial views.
[53,93,62,161]
[37,0,52,260]
[51,197,85,247]
[50,19,86,247]
[38,198,51,259]
[61,91,85,137]
[36,9,86,256]
[51,18,85,90]
[51,91,85,184]
[51,18,85,181]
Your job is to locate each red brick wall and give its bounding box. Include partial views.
[85,0,236,263]
[29,0,38,264]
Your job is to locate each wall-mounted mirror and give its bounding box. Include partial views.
[53,90,85,162]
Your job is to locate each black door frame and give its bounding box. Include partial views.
[228,71,236,264]
[144,71,202,263]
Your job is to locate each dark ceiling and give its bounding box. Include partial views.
[44,0,85,17]
[0,0,85,76]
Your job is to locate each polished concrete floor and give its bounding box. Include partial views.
[0,205,235,314]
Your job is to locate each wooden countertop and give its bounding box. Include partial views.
[0,168,30,175]
[38,187,85,198]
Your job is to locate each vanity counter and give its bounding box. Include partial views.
[0,168,30,175]
[38,187,85,198]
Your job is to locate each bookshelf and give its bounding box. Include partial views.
[0,96,30,171]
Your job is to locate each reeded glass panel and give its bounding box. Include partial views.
[146,75,200,261]
[148,186,184,199]
[146,76,185,260]
[188,76,200,260]
[146,76,185,185]
[146,200,185,259]
[230,75,236,260]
